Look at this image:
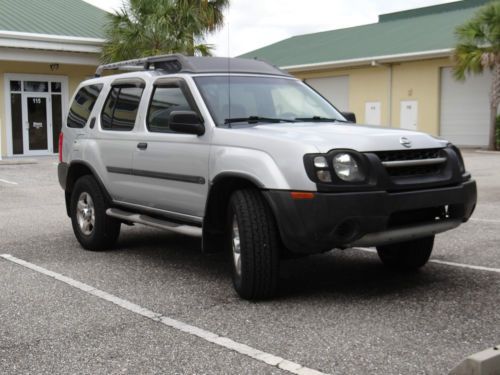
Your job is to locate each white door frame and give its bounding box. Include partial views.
[3,73,69,157]
[22,92,52,156]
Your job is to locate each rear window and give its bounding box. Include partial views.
[101,85,144,131]
[67,84,103,128]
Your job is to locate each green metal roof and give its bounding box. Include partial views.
[240,0,491,68]
[0,0,107,39]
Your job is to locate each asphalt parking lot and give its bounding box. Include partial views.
[0,150,499,375]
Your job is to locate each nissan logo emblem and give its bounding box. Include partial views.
[400,137,412,148]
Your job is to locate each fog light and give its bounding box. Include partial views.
[317,170,332,182]
[314,156,328,168]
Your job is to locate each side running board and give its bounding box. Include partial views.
[106,208,202,237]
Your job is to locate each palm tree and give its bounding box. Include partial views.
[101,0,229,63]
[453,1,500,150]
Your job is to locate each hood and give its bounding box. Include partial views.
[245,122,448,153]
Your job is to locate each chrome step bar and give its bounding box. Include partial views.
[106,208,202,237]
[382,157,447,168]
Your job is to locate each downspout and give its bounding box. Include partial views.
[371,60,393,127]
[0,118,2,160]
[388,63,393,127]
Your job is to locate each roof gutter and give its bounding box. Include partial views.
[0,30,104,53]
[281,48,454,72]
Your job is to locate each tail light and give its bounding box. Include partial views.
[58,132,63,163]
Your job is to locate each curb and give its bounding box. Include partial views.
[0,158,38,165]
[474,150,500,155]
[449,345,500,375]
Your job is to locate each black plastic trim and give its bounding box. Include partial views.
[304,146,465,193]
[264,180,477,254]
[106,166,206,184]
[57,162,69,190]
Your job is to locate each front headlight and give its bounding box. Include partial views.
[333,153,365,182]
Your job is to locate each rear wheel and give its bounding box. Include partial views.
[376,236,434,270]
[70,175,120,251]
[228,189,280,300]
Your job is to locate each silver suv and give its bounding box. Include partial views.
[58,54,477,299]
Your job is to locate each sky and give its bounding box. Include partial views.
[83,0,458,57]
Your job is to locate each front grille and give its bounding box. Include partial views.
[374,148,447,178]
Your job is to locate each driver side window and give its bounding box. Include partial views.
[147,82,195,133]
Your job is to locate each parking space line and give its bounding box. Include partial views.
[427,259,500,273]
[354,247,500,274]
[0,254,329,375]
[470,218,500,224]
[0,178,18,185]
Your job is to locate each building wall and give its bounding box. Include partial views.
[294,57,454,135]
[0,61,96,157]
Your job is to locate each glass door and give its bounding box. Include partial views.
[22,93,53,155]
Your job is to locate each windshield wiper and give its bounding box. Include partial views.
[295,116,349,123]
[224,116,296,125]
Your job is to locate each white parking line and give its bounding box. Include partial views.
[470,218,500,224]
[354,247,500,274]
[0,254,329,375]
[0,178,18,185]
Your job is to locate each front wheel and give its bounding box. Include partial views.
[376,236,434,270]
[228,189,280,300]
[70,175,120,251]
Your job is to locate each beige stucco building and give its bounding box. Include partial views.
[242,0,496,147]
[0,0,105,158]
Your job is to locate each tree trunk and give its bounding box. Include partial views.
[489,104,498,150]
[488,62,500,150]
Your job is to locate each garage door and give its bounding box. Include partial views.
[306,76,349,112]
[440,67,493,147]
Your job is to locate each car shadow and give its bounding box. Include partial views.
[113,227,445,302]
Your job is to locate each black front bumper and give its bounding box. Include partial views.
[264,180,477,254]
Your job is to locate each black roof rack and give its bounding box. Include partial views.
[95,54,290,77]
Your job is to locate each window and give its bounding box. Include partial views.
[101,85,144,131]
[147,83,195,133]
[67,84,103,128]
[194,76,343,127]
[24,81,48,92]
[10,81,21,92]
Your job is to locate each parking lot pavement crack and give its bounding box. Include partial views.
[0,254,332,375]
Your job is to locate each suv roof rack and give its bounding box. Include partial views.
[95,54,290,78]
[95,54,193,77]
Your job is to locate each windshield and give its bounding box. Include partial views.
[193,75,346,127]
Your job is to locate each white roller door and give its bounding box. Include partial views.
[440,67,493,147]
[306,76,349,111]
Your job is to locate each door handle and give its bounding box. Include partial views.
[137,142,148,150]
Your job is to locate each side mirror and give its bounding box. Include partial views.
[168,110,205,136]
[341,111,356,123]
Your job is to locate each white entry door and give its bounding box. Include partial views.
[22,93,53,155]
[400,100,418,131]
[365,101,381,125]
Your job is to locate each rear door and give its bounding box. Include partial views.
[95,79,145,203]
[131,77,210,221]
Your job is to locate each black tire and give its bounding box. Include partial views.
[227,189,280,300]
[70,175,120,251]
[376,236,434,270]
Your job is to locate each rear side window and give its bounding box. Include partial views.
[101,84,144,131]
[147,83,195,133]
[67,84,103,128]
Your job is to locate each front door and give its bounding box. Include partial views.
[22,93,53,155]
